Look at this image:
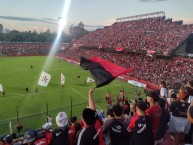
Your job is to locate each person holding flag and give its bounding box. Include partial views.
[61,73,65,87]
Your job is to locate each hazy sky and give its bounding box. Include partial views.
[0,0,193,32]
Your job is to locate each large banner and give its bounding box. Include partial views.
[38,71,51,87]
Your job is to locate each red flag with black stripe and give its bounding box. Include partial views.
[80,57,135,88]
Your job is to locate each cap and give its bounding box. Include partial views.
[23,129,36,144]
[4,135,13,143]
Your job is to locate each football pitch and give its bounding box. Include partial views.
[0,56,140,134]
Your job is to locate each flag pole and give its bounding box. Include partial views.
[46,100,48,122]
[16,106,19,122]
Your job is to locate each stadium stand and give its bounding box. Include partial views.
[74,17,193,55]
[0,42,70,56]
[57,47,193,92]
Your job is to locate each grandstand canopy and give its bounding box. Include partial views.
[116,11,165,22]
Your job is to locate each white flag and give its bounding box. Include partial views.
[86,77,95,83]
[0,84,3,92]
[61,73,65,85]
[38,71,51,87]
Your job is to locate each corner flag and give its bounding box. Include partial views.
[38,71,51,87]
[61,73,65,85]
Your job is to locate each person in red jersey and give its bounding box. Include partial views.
[145,91,162,141]
[41,121,53,145]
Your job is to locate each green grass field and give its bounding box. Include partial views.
[0,56,141,134]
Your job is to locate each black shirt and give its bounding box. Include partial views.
[77,126,99,145]
[170,101,190,118]
[52,127,69,145]
[132,115,154,145]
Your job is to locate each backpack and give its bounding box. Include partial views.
[108,118,130,145]
[52,127,69,145]
[34,131,48,145]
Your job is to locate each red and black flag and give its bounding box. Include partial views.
[80,57,135,88]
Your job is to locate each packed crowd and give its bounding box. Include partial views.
[0,43,70,56]
[1,80,193,145]
[0,43,51,56]
[74,17,193,55]
[58,48,193,91]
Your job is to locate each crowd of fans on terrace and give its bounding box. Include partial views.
[58,47,193,91]
[0,43,51,56]
[75,17,193,55]
[0,43,70,56]
[1,80,193,145]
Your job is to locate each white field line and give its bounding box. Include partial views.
[0,68,18,75]
[71,87,103,110]
[0,88,71,99]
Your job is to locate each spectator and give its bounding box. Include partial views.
[186,80,193,103]
[4,135,13,145]
[145,91,161,140]
[159,81,168,99]
[187,99,193,143]
[52,112,75,145]
[23,129,36,145]
[169,87,191,145]
[0,133,8,145]
[123,108,131,125]
[77,108,99,145]
[170,93,177,104]
[130,101,136,117]
[156,99,170,145]
[102,104,130,145]
[34,131,48,145]
[128,100,154,145]
[41,122,53,145]
[88,88,105,145]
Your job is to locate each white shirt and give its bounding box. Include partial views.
[160,88,168,98]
